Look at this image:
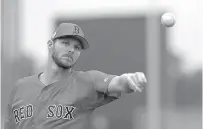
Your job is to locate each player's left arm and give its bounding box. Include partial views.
[108,72,147,94]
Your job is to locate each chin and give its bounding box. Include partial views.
[56,61,73,69]
[62,63,72,68]
[59,64,72,69]
[52,54,75,69]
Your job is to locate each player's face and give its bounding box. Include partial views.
[50,37,82,69]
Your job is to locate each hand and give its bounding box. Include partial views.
[122,72,147,92]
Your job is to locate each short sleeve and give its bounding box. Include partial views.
[4,81,20,129]
[89,70,116,93]
[88,70,121,108]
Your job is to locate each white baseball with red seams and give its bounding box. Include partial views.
[161,13,176,27]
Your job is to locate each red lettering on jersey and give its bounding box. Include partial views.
[13,109,20,123]
[26,104,33,118]
[47,105,56,118]
[13,104,33,124]
[56,104,63,119]
[64,106,75,120]
[47,104,76,120]
[19,106,25,120]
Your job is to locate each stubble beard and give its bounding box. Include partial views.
[52,51,73,69]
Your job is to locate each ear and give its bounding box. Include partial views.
[48,40,54,49]
[47,40,54,52]
[47,40,54,47]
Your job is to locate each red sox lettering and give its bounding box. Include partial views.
[13,104,33,124]
[13,104,76,124]
[47,104,76,120]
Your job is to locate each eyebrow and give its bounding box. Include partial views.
[75,44,82,48]
[62,40,81,47]
[62,40,70,43]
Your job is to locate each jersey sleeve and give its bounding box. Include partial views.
[4,81,19,129]
[88,70,121,108]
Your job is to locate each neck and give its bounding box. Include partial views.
[40,57,72,85]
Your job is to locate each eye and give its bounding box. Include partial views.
[62,41,70,45]
[75,45,81,50]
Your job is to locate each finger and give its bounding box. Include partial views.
[127,77,137,91]
[134,73,144,86]
[127,75,142,92]
[131,74,140,86]
[132,73,145,91]
[141,73,147,83]
[139,73,147,85]
[145,77,147,84]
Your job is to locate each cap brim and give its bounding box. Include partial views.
[74,35,89,50]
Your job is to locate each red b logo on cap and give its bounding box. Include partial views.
[73,26,80,34]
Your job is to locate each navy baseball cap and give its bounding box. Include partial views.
[52,23,89,50]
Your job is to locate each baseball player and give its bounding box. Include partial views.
[4,23,147,129]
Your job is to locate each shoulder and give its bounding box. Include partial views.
[15,73,39,88]
[74,70,95,82]
[9,74,39,101]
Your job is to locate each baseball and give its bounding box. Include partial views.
[161,13,176,27]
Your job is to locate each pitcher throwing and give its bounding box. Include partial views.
[4,23,147,129]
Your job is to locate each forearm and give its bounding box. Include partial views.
[108,72,147,94]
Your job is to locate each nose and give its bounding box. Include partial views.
[69,47,74,52]
[68,46,75,53]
